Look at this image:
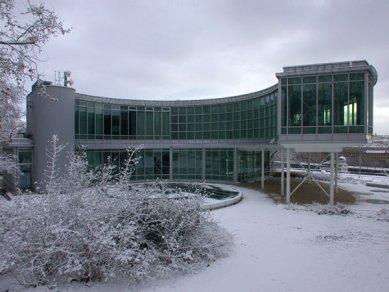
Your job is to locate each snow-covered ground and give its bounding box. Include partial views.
[2,177,389,292]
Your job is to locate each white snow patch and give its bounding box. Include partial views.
[2,177,389,292]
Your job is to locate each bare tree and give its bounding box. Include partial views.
[0,78,22,141]
[0,0,70,86]
[43,134,66,195]
[0,75,23,174]
[0,0,69,174]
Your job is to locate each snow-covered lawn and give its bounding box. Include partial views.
[135,182,389,292]
[2,179,389,292]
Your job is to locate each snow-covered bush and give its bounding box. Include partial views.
[0,141,232,287]
[42,134,66,196]
[63,147,93,193]
[309,203,352,216]
[376,208,389,222]
[286,202,353,216]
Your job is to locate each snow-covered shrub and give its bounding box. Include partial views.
[286,202,352,216]
[0,143,232,287]
[42,134,66,196]
[376,208,389,222]
[129,182,230,270]
[62,147,93,193]
[309,203,352,215]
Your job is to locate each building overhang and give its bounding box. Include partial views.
[278,133,371,152]
[75,138,280,151]
[1,137,33,149]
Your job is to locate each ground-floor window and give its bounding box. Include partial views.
[17,150,33,189]
[238,150,270,182]
[85,148,270,182]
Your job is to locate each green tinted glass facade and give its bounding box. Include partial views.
[75,92,277,141]
[86,149,170,180]
[172,149,203,179]
[72,61,377,184]
[76,90,277,183]
[170,95,277,140]
[17,150,33,189]
[205,149,234,181]
[238,150,270,182]
[76,102,171,140]
[280,72,370,134]
[86,148,268,183]
[23,60,377,192]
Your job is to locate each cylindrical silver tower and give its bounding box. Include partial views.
[26,84,75,190]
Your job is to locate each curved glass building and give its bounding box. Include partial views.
[18,60,377,192]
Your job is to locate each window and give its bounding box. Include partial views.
[288,84,301,126]
[302,84,316,127]
[323,108,331,125]
[18,151,32,164]
[343,100,357,126]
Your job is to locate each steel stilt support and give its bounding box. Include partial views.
[281,149,285,197]
[261,148,265,189]
[330,152,335,205]
[335,153,338,193]
[169,147,173,180]
[233,148,238,183]
[202,148,206,181]
[286,148,291,204]
[308,152,311,183]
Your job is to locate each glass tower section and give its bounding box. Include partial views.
[280,72,369,135]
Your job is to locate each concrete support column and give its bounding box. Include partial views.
[281,149,285,197]
[202,148,206,181]
[335,153,339,193]
[233,148,238,183]
[269,150,271,179]
[261,148,265,189]
[286,148,291,204]
[330,151,335,205]
[308,152,311,182]
[169,147,173,180]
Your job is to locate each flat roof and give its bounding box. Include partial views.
[276,60,377,85]
[75,84,278,106]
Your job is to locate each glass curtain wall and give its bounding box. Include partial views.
[76,103,170,140]
[280,72,367,134]
[75,91,277,141]
[172,149,202,179]
[17,150,33,189]
[170,93,277,140]
[238,150,269,182]
[86,149,170,180]
[205,149,234,181]
[85,148,269,182]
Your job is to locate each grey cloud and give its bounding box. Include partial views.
[25,0,389,133]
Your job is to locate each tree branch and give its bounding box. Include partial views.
[0,40,37,45]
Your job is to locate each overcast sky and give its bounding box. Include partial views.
[27,0,389,134]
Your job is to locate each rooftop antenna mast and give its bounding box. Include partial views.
[54,70,74,87]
